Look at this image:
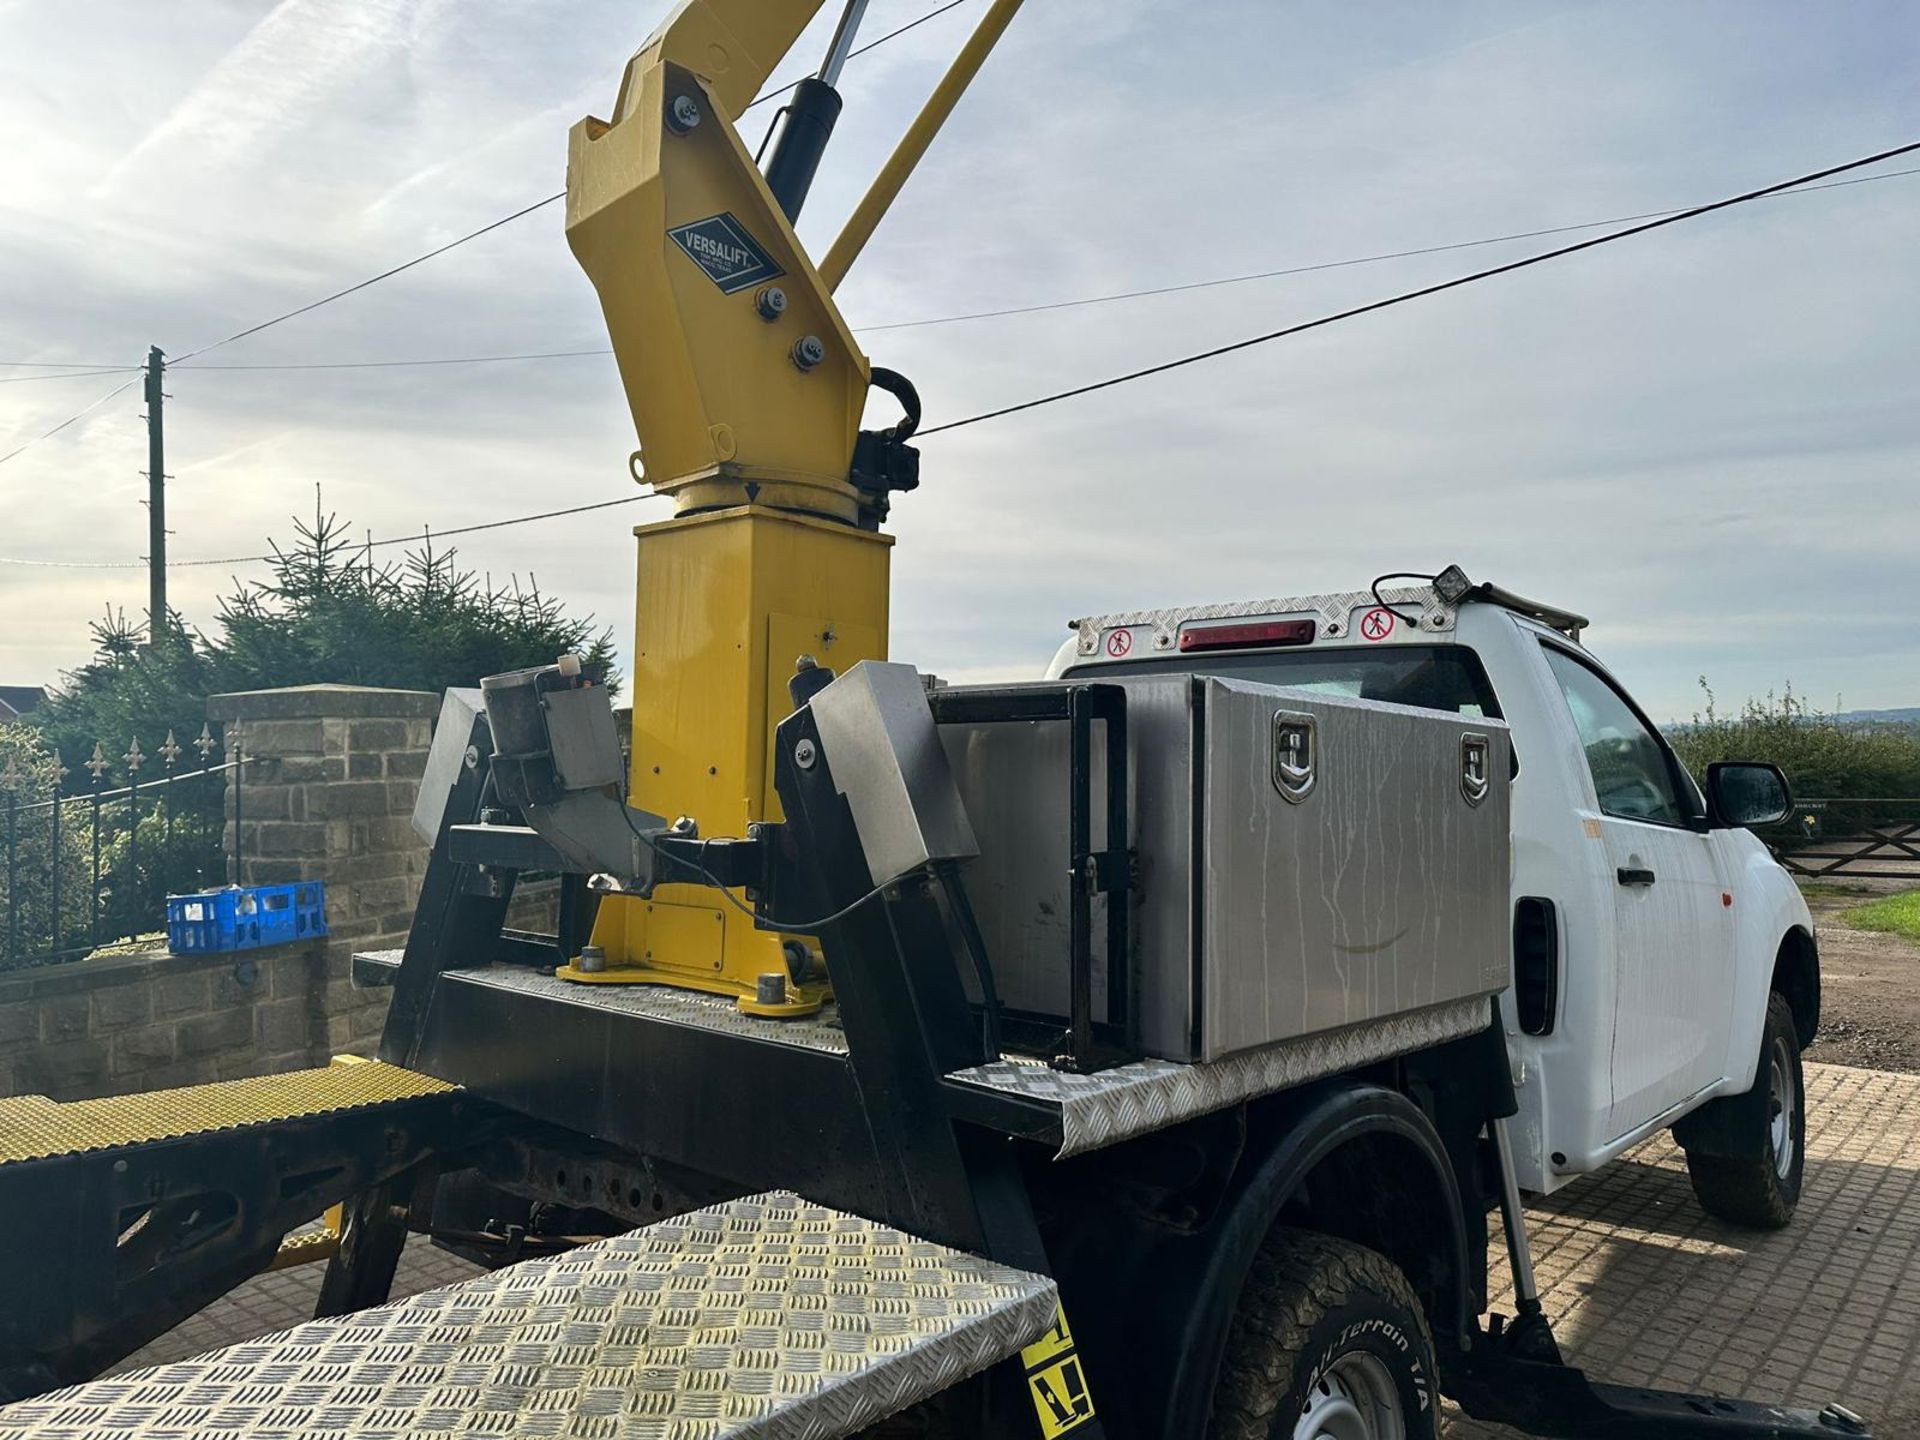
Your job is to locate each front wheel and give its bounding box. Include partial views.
[1208,1229,1437,1440]
[1685,992,1805,1229]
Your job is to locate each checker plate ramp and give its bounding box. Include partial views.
[0,1191,1058,1440]
[949,995,1488,1158]
[0,1061,455,1166]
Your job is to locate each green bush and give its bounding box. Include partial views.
[1665,681,1920,800]
[0,725,95,965]
[34,505,618,796]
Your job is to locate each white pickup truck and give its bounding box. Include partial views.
[1051,565,1819,1227]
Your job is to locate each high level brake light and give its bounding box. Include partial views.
[1177,619,1317,653]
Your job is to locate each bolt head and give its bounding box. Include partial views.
[791,334,826,371]
[755,286,788,321]
[667,94,702,133]
[794,737,818,770]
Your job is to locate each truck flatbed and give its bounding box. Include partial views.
[366,957,1490,1161]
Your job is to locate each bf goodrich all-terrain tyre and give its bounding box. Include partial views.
[1207,1228,1437,1440]
[1686,992,1806,1229]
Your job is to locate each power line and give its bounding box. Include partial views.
[0,3,980,388]
[168,193,568,366]
[132,161,1920,376]
[752,0,972,111]
[861,163,1920,333]
[0,378,140,468]
[164,0,976,369]
[5,143,1915,564]
[917,140,1920,436]
[176,350,610,373]
[0,367,142,384]
[0,494,661,569]
[0,360,133,370]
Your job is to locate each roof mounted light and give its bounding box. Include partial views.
[1178,618,1316,654]
[1432,564,1474,606]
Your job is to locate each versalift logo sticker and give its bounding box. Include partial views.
[667,213,785,294]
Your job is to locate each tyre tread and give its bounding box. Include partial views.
[1684,992,1803,1230]
[1207,1229,1434,1439]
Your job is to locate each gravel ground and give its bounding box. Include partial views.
[1802,884,1920,1074]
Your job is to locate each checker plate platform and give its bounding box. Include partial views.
[0,1191,1059,1440]
[0,1060,455,1167]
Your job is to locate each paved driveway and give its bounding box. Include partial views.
[115,1062,1920,1435]
[1458,1061,1920,1436]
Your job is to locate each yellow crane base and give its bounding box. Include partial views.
[551,957,830,1018]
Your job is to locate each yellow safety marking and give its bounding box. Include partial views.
[1022,1305,1097,1437]
[1020,1308,1077,1369]
[0,1061,455,1166]
[267,1226,340,1272]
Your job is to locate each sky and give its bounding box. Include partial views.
[0,0,1915,722]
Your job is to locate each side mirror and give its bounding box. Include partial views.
[1706,761,1792,829]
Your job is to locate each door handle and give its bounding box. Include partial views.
[1616,866,1657,887]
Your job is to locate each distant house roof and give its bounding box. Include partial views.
[0,686,47,722]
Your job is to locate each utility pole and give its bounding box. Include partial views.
[143,345,166,645]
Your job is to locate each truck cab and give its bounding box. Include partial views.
[1049,568,1819,1210]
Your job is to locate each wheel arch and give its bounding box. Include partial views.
[1773,925,1820,1050]
[1148,1080,1474,1440]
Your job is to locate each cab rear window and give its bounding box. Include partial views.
[1066,644,1502,718]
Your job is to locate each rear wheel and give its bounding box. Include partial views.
[1208,1229,1437,1440]
[1685,992,1805,1229]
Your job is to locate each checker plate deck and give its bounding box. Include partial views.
[0,1191,1057,1440]
[0,1060,455,1167]
[438,965,853,1056]
[947,995,1489,1157]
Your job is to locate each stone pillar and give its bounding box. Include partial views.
[206,684,438,1054]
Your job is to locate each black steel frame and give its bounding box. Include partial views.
[926,682,1135,1071]
[0,1086,489,1401]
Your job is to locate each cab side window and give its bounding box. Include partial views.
[1540,645,1686,826]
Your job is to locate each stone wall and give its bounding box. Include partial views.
[0,682,569,1102]
[211,683,439,952]
[0,686,440,1101]
[0,938,349,1100]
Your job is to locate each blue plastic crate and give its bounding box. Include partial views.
[166,883,328,955]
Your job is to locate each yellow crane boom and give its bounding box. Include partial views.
[561,0,1025,1011]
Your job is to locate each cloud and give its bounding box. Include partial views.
[0,0,1915,726]
[99,0,422,198]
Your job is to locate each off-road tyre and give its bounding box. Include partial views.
[1208,1228,1438,1439]
[1685,992,1805,1229]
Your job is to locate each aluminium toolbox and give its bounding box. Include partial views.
[941,675,1512,1063]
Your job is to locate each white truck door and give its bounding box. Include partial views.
[1536,643,1734,1138]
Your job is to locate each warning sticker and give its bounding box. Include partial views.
[1358,607,1396,643]
[1029,1355,1095,1436]
[666,212,785,294]
[1021,1310,1077,1370]
[1022,1308,1096,1437]
[1104,628,1134,658]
